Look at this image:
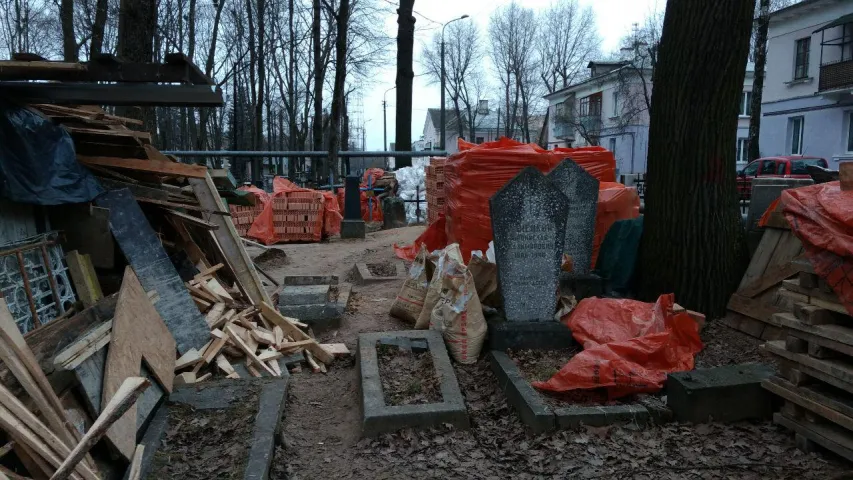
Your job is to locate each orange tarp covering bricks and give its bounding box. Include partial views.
[247,177,342,244]
[396,137,637,263]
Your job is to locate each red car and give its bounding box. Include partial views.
[737,155,828,198]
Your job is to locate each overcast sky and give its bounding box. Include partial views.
[360,0,664,151]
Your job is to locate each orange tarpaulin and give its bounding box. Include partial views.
[533,294,703,399]
[247,177,341,244]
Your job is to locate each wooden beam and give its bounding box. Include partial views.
[135,197,228,215]
[164,209,219,230]
[225,325,277,376]
[50,377,150,480]
[65,251,103,309]
[127,445,145,480]
[77,156,208,178]
[189,173,272,306]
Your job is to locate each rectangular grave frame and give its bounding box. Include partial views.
[278,274,352,332]
[358,330,469,437]
[353,261,407,284]
[489,350,651,433]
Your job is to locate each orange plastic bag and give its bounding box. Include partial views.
[394,215,448,261]
[533,294,703,399]
[783,182,853,316]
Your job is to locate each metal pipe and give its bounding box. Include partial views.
[162,150,446,158]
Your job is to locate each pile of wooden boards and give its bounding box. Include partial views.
[179,265,347,381]
[725,203,804,340]
[760,264,853,462]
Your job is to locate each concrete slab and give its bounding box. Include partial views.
[358,330,469,437]
[133,377,288,480]
[352,262,407,284]
[487,321,577,351]
[282,275,338,286]
[554,404,649,429]
[667,363,775,423]
[280,285,330,305]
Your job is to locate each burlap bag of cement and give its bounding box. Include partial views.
[468,253,499,306]
[390,245,431,324]
[415,244,464,329]
[429,265,487,364]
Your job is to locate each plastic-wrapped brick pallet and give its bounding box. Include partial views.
[395,158,428,224]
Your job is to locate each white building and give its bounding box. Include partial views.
[759,0,853,169]
[544,61,755,174]
[421,101,542,155]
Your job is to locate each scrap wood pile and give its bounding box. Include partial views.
[0,100,345,478]
[755,177,853,461]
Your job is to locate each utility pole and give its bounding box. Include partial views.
[440,14,469,150]
[383,85,395,151]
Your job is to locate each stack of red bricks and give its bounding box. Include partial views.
[426,157,446,225]
[230,204,264,237]
[272,191,325,242]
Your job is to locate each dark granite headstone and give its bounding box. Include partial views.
[547,158,600,276]
[343,176,362,220]
[489,167,568,322]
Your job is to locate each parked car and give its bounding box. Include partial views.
[736,155,828,199]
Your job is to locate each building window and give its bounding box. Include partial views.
[739,92,753,116]
[612,91,619,117]
[844,23,853,62]
[579,93,602,117]
[847,113,853,152]
[608,137,616,154]
[789,116,804,155]
[736,138,748,163]
[794,37,810,80]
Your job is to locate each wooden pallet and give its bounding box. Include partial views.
[725,224,804,339]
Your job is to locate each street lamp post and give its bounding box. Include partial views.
[440,14,469,151]
[383,86,396,151]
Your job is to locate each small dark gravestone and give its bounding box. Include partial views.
[547,158,600,276]
[490,167,568,322]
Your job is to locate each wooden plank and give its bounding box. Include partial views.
[321,343,351,357]
[97,189,210,354]
[64,251,103,308]
[739,233,803,298]
[259,302,332,363]
[78,156,207,178]
[250,329,276,346]
[194,263,225,280]
[102,268,176,461]
[175,348,202,370]
[127,445,145,480]
[71,347,107,417]
[738,228,782,291]
[769,313,853,357]
[96,177,169,200]
[257,349,283,362]
[135,196,227,215]
[0,300,85,462]
[783,279,842,304]
[225,326,276,376]
[164,209,219,230]
[0,386,95,479]
[764,376,853,432]
[51,377,149,480]
[774,413,853,462]
[204,303,226,328]
[206,279,233,301]
[215,355,236,376]
[727,292,786,323]
[763,341,853,394]
[53,320,111,368]
[190,173,272,307]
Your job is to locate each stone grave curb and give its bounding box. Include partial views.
[489,350,652,433]
[131,377,289,480]
[352,262,407,284]
[278,275,351,332]
[283,274,338,286]
[358,330,470,437]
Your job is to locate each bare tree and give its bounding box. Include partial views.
[395,0,415,160]
[489,1,537,141]
[537,0,600,93]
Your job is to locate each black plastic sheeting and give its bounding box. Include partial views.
[0,101,103,205]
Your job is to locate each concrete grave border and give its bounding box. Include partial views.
[358,330,469,437]
[352,261,407,284]
[489,351,650,434]
[132,377,289,480]
[279,275,352,332]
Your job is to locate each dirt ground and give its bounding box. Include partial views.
[250,226,851,479]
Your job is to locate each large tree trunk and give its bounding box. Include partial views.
[90,0,109,57]
[637,0,754,319]
[395,0,415,164]
[748,0,769,162]
[312,0,324,182]
[328,0,349,183]
[116,0,157,127]
[60,0,76,61]
[255,0,266,183]
[197,0,225,150]
[288,0,297,179]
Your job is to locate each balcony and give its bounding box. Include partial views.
[553,122,574,140]
[819,59,853,92]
